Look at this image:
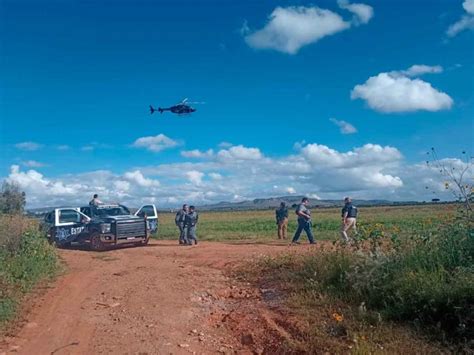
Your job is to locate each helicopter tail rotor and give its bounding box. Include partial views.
[158,108,164,114]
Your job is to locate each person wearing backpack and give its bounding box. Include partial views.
[341,197,358,243]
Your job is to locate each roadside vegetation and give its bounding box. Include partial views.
[0,182,59,327]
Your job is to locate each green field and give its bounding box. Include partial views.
[155,204,455,242]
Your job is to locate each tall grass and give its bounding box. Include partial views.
[0,214,58,325]
[258,215,474,345]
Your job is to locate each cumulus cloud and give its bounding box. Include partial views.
[123,170,160,187]
[286,187,296,194]
[181,149,214,158]
[5,142,467,209]
[400,64,443,77]
[330,118,357,134]
[243,6,350,54]
[132,134,179,153]
[186,170,205,185]
[217,145,263,161]
[351,69,453,113]
[447,0,474,37]
[338,0,374,24]
[15,142,43,151]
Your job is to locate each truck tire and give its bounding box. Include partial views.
[90,232,105,251]
[136,233,150,247]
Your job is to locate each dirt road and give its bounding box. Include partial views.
[0,240,307,355]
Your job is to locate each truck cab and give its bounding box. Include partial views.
[41,204,158,251]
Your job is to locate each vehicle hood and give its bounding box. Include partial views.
[93,215,144,223]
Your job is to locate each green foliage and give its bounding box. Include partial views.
[155,205,450,242]
[258,216,474,344]
[0,215,58,325]
[0,182,26,215]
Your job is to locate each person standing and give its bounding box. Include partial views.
[275,202,289,239]
[184,205,199,245]
[175,204,189,245]
[89,194,103,206]
[341,197,358,243]
[292,197,316,244]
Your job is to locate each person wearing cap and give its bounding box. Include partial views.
[341,197,358,243]
[275,202,289,239]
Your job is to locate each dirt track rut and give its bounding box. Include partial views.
[0,240,301,354]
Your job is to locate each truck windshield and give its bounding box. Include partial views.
[94,206,130,217]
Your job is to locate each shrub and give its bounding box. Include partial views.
[0,214,58,325]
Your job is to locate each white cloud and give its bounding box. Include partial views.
[217,145,263,161]
[464,0,474,14]
[123,170,160,187]
[56,145,70,151]
[218,142,233,148]
[351,71,453,113]
[186,170,204,185]
[6,142,469,209]
[15,142,43,151]
[244,6,351,54]
[181,149,214,158]
[338,0,374,24]
[132,134,179,153]
[401,64,443,77]
[446,0,474,37]
[330,118,357,134]
[22,160,46,168]
[209,172,223,180]
[286,187,296,194]
[81,145,94,152]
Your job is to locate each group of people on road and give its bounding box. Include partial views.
[275,197,358,244]
[175,204,199,245]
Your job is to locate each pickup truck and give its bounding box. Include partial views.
[41,204,158,251]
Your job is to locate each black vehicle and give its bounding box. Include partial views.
[149,98,202,115]
[41,204,158,251]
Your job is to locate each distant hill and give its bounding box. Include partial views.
[198,195,417,211]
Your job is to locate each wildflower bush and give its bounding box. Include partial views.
[0,214,58,325]
[258,212,473,344]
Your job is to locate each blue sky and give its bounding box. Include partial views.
[1,0,473,207]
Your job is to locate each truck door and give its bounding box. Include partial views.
[53,208,90,245]
[135,204,158,233]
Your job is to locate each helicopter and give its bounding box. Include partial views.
[149,98,203,115]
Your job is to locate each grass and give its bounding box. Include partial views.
[0,214,59,326]
[236,204,473,352]
[155,204,455,242]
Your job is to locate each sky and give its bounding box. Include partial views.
[0,0,473,208]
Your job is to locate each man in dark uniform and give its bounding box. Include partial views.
[184,205,199,245]
[291,197,316,244]
[275,202,289,239]
[175,204,189,245]
[341,197,358,243]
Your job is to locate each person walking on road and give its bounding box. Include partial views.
[292,197,316,245]
[275,202,289,239]
[341,197,358,243]
[184,205,199,245]
[175,204,189,245]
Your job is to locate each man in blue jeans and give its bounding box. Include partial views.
[292,197,316,245]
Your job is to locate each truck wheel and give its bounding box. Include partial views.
[90,233,105,251]
[138,234,150,247]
